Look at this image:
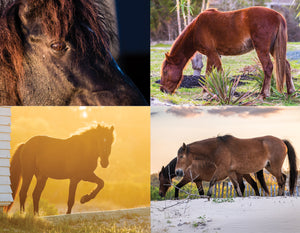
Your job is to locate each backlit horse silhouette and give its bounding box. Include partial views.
[160,7,295,99]
[4,124,114,214]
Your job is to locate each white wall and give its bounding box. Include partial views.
[0,107,12,207]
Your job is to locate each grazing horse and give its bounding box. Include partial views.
[159,157,268,198]
[160,7,295,99]
[4,124,114,215]
[175,135,297,197]
[0,0,146,105]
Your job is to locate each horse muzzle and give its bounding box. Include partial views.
[160,86,169,93]
[100,160,109,168]
[175,169,184,177]
[159,191,165,197]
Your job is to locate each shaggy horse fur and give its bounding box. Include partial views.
[0,0,146,105]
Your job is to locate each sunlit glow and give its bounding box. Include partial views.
[10,107,150,214]
[151,106,300,173]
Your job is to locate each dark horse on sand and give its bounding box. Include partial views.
[0,0,146,105]
[4,124,114,215]
[160,7,295,99]
[159,157,269,198]
[175,135,298,197]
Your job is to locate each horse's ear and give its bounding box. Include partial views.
[18,3,30,28]
[165,52,170,60]
[182,143,186,150]
[110,126,114,131]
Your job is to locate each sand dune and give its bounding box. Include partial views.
[151,197,300,233]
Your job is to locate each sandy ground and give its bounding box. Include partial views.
[151,197,300,233]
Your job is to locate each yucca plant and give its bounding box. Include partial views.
[199,68,257,105]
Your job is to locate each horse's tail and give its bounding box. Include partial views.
[3,144,24,213]
[273,17,288,93]
[283,140,298,195]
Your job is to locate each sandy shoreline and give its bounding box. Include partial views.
[151,197,300,233]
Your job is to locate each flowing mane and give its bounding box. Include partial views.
[71,123,115,143]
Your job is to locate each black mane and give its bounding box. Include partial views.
[217,135,233,143]
[161,157,177,178]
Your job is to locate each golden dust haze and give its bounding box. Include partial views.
[10,107,150,214]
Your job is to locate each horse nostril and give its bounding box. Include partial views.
[159,191,163,197]
[175,169,184,177]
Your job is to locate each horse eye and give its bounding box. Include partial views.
[50,41,68,52]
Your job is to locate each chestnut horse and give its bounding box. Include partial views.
[159,157,268,198]
[0,0,146,105]
[4,124,114,215]
[175,135,297,197]
[160,7,295,99]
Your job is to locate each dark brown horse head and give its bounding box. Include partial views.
[160,53,183,94]
[158,166,172,197]
[97,125,114,168]
[175,143,192,177]
[0,0,146,105]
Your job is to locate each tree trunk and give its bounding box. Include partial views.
[176,0,182,34]
[192,53,203,76]
[181,0,187,28]
[187,0,191,24]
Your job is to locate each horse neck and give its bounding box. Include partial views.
[169,23,197,69]
[70,134,99,159]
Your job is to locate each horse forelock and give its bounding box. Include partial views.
[0,0,116,81]
[24,0,116,62]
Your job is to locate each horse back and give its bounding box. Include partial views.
[221,135,286,173]
[194,7,284,55]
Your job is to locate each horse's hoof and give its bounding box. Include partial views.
[80,195,89,204]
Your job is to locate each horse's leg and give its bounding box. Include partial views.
[195,180,204,196]
[242,174,260,196]
[237,174,245,195]
[207,167,227,197]
[174,177,190,199]
[228,172,243,197]
[256,170,269,195]
[19,173,34,213]
[265,166,286,196]
[67,179,80,214]
[205,52,222,73]
[253,46,273,98]
[285,60,296,95]
[32,175,48,215]
[80,173,104,204]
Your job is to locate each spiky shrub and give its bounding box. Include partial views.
[199,68,257,105]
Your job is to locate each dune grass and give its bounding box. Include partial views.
[0,207,150,233]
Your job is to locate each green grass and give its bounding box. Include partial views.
[0,208,150,233]
[151,42,300,106]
